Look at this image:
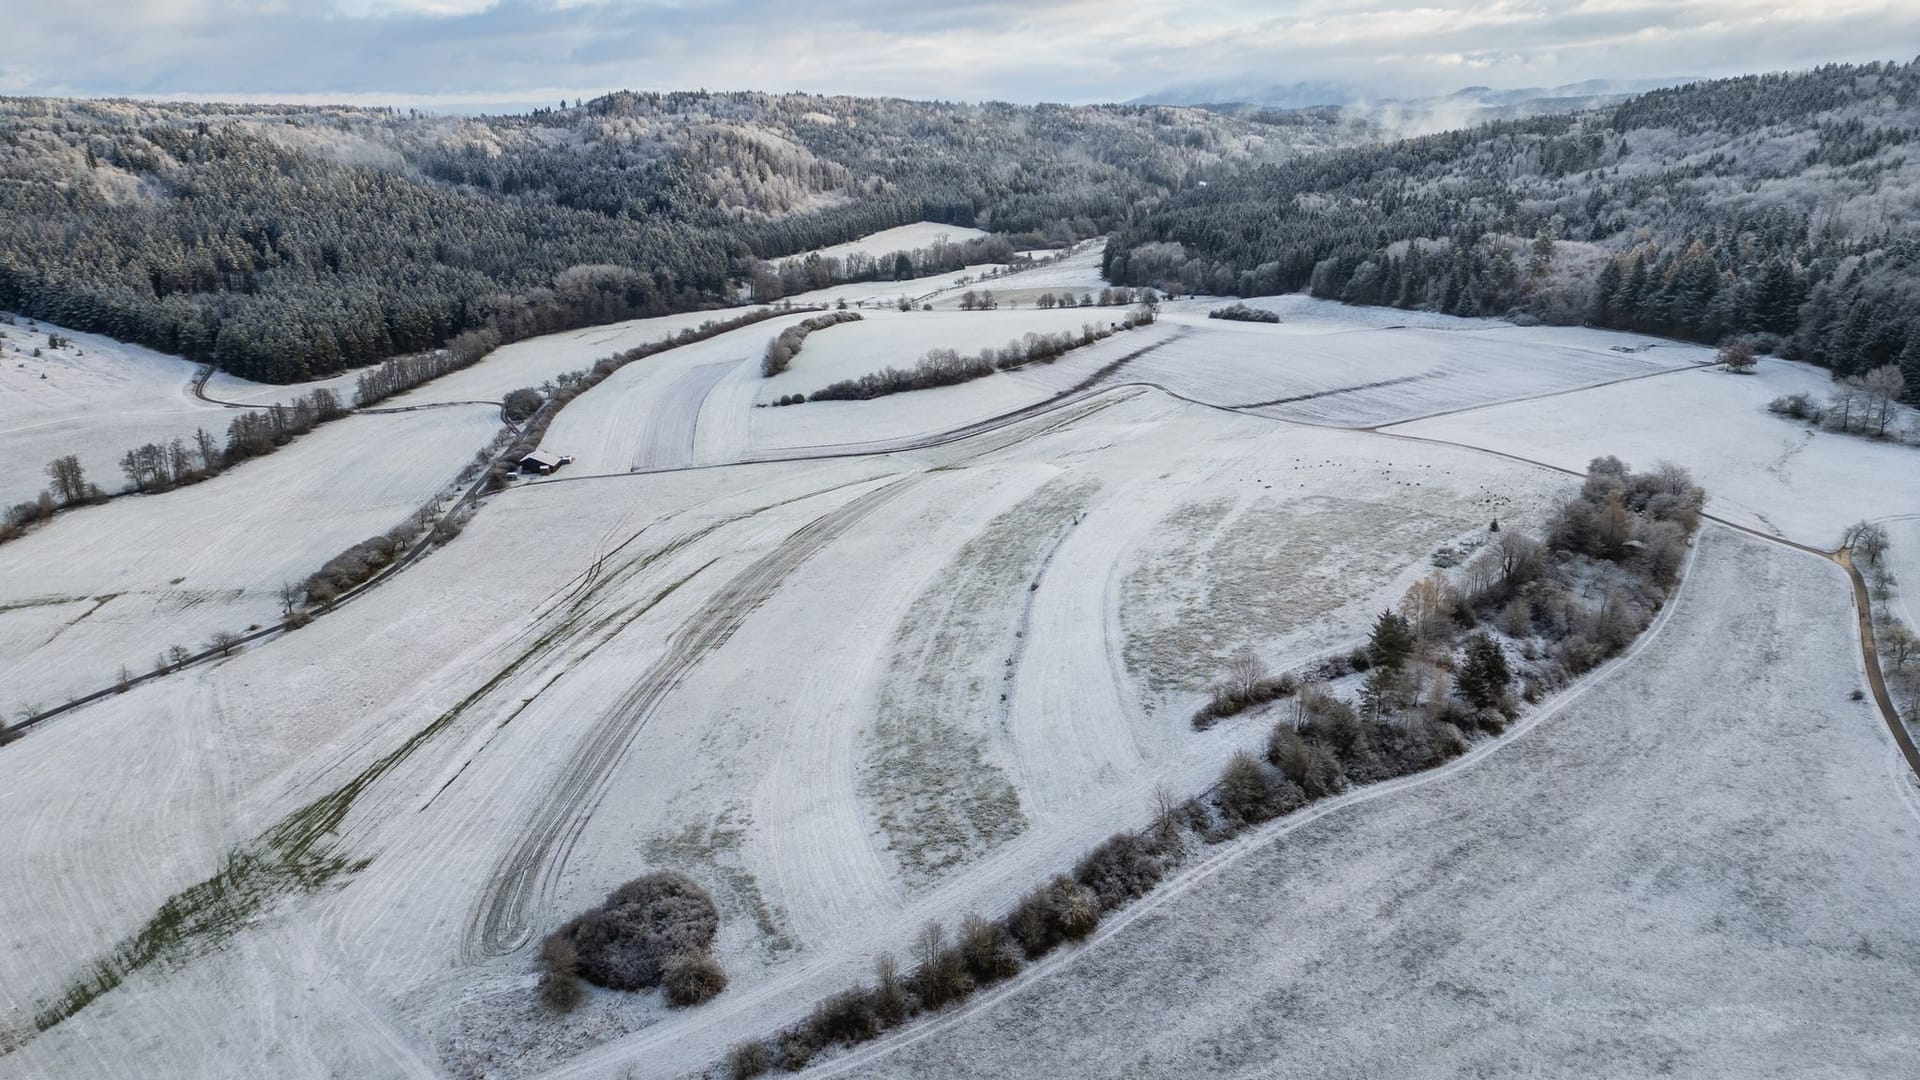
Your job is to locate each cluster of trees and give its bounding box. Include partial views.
[1106,60,1920,402]
[540,871,726,1012]
[5,387,350,547]
[1210,457,1703,836]
[352,328,499,407]
[0,91,1322,382]
[1207,302,1281,323]
[219,389,350,465]
[300,507,438,609]
[1856,525,1920,728]
[731,814,1184,1076]
[806,309,1155,402]
[761,310,862,377]
[1769,364,1918,441]
[748,235,1021,302]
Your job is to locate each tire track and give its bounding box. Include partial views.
[469,474,927,957]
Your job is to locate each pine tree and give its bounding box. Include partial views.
[1455,634,1512,711]
[1368,611,1416,672]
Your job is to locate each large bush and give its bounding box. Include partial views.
[555,871,722,994]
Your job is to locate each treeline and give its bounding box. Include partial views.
[0,91,1329,382]
[1208,302,1281,323]
[1768,363,1918,441]
[806,308,1155,402]
[749,236,1022,302]
[352,328,501,407]
[731,456,1705,1077]
[762,310,862,376]
[3,388,349,546]
[499,306,803,484]
[1106,59,1920,401]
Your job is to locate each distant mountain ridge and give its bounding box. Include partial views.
[1130,76,1700,112]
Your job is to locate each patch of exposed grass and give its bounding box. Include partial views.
[863,478,1098,882]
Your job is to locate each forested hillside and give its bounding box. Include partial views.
[0,93,1347,382]
[1108,60,1920,398]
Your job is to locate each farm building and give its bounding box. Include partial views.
[518,449,573,475]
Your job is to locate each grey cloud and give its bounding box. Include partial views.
[0,0,1912,106]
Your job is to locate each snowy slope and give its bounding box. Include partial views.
[779,223,990,265]
[0,317,261,507]
[0,405,502,712]
[829,529,1920,1080]
[1390,356,1920,548]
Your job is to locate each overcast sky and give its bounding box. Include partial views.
[3,1,1914,109]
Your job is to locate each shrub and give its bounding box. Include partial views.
[1207,302,1281,323]
[1429,720,1471,759]
[1718,339,1757,372]
[955,914,1023,984]
[1073,832,1165,911]
[1218,750,1284,825]
[1008,876,1100,958]
[910,923,973,1009]
[558,871,721,992]
[870,952,910,1025]
[539,932,584,1011]
[807,988,881,1046]
[503,387,544,421]
[662,949,728,1007]
[729,1041,771,1080]
[1299,693,1369,765]
[1267,728,1342,798]
[775,1030,815,1072]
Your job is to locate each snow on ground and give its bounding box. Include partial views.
[200,367,363,407]
[394,310,755,407]
[1885,516,1920,640]
[757,308,1123,403]
[778,223,989,266]
[1391,356,1920,549]
[539,311,821,472]
[929,242,1110,304]
[835,526,1920,1079]
[0,316,256,507]
[0,405,502,712]
[774,264,1017,311]
[1004,302,1710,427]
[6,290,1918,1080]
[0,386,1569,1079]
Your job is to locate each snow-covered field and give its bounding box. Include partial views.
[0,317,255,507]
[757,308,1125,402]
[779,223,990,266]
[1391,357,1920,549]
[834,527,1920,1079]
[1009,304,1710,427]
[0,405,501,711]
[4,288,1917,1080]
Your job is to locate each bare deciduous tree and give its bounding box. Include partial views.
[45,454,87,505]
[1860,365,1907,437]
[1718,339,1756,373]
[1846,520,1890,565]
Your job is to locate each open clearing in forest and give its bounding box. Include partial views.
[778,223,991,266]
[4,280,1918,1080]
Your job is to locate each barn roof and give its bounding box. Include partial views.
[519,449,563,468]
